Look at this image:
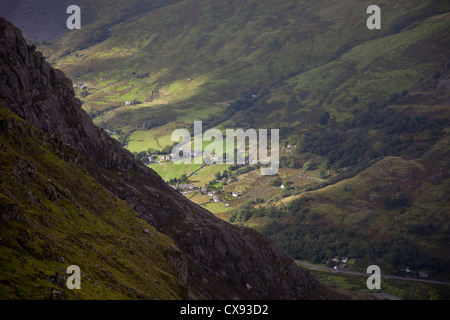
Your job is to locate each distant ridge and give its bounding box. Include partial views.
[0,0,77,42]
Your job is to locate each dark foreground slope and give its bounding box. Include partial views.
[0,106,187,299]
[0,17,321,299]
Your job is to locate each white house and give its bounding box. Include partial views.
[419,271,428,278]
[179,184,195,190]
[207,191,216,197]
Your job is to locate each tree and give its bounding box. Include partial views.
[287,158,296,169]
[147,148,159,155]
[319,112,330,125]
[319,169,326,179]
[433,72,441,79]
[268,176,282,187]
[302,160,312,172]
[162,144,174,154]
[80,90,89,98]
[179,174,189,184]
[321,158,330,170]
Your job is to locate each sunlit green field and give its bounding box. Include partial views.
[148,162,203,181]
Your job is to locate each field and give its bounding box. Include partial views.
[189,163,231,187]
[148,162,203,181]
[127,130,161,153]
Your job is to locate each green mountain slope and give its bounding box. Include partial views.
[223,61,450,280]
[249,154,450,277]
[34,0,450,283]
[0,106,186,299]
[227,11,449,136]
[44,0,449,105]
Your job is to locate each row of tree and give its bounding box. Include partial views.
[227,194,448,276]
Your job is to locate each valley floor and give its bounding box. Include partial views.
[296,260,450,300]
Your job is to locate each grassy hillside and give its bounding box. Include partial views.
[220,63,450,278]
[228,122,448,286]
[42,1,449,133]
[0,106,186,299]
[37,0,450,283]
[226,144,450,279]
[40,0,449,173]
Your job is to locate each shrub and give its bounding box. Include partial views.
[318,112,330,125]
[384,193,409,209]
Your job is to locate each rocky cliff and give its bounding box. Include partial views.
[0,17,322,299]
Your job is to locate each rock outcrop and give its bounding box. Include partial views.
[0,17,322,299]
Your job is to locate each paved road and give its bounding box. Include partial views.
[295,260,450,286]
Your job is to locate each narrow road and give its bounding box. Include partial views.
[295,260,450,286]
